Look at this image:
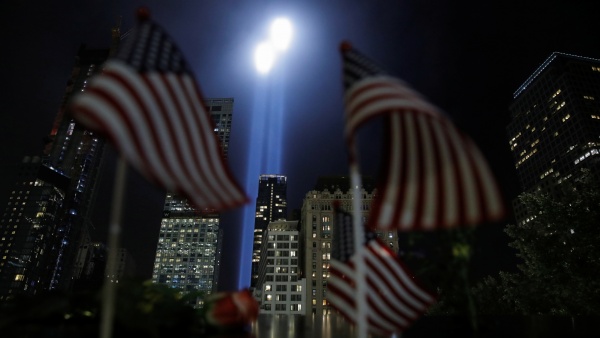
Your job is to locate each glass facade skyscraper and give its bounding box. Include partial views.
[251,174,287,289]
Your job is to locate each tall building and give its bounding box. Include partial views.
[0,33,120,299]
[507,52,600,222]
[300,176,399,316]
[254,220,306,315]
[151,98,235,303]
[0,157,69,299]
[251,174,288,289]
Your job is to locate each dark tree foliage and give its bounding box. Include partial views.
[473,169,600,315]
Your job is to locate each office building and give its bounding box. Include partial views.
[251,174,288,289]
[507,52,600,222]
[152,194,222,303]
[300,176,399,316]
[151,98,235,303]
[254,220,306,315]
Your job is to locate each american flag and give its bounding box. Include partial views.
[327,204,436,336]
[69,9,248,212]
[340,41,505,231]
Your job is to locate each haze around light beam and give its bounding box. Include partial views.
[254,17,293,74]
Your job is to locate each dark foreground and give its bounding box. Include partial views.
[248,313,600,338]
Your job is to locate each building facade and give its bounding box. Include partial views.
[251,174,288,289]
[300,176,399,316]
[254,220,305,315]
[507,52,600,222]
[152,194,222,302]
[0,35,120,299]
[151,98,235,303]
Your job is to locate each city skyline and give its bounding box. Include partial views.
[2,1,600,291]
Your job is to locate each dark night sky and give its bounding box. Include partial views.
[2,1,600,291]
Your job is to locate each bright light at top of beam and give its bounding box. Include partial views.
[269,18,293,51]
[254,42,276,74]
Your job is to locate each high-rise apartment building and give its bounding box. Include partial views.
[251,174,288,289]
[151,98,235,303]
[254,220,306,315]
[300,176,399,316]
[0,34,120,299]
[507,52,600,222]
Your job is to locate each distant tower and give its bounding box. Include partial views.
[151,98,235,304]
[254,220,306,315]
[507,52,600,223]
[0,39,118,299]
[301,176,399,316]
[251,174,287,289]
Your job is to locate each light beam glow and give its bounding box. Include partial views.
[241,16,292,288]
[269,18,293,51]
[254,18,293,74]
[254,42,276,74]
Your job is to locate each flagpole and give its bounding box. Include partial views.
[350,163,368,338]
[100,155,128,338]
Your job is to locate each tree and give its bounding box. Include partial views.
[473,169,600,315]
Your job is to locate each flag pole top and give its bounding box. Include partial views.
[136,7,151,22]
[340,41,353,53]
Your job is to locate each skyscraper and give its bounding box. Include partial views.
[251,174,287,289]
[0,34,119,299]
[300,176,399,316]
[151,98,235,303]
[507,52,600,222]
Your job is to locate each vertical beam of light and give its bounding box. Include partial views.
[238,70,287,289]
[238,79,268,288]
[238,18,292,289]
[265,66,286,174]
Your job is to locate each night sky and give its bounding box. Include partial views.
[2,1,600,291]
